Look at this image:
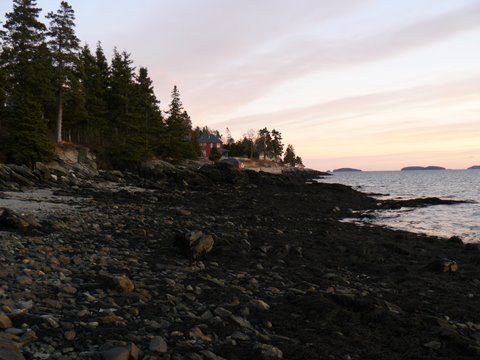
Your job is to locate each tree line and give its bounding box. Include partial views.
[222,127,303,167]
[0,0,197,167]
[0,0,304,169]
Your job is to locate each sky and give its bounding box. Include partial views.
[1,0,479,171]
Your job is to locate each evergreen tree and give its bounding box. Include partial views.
[0,49,6,121]
[283,144,304,167]
[73,43,109,145]
[295,156,304,167]
[1,0,54,164]
[269,129,284,160]
[108,48,135,132]
[106,48,141,166]
[62,67,87,143]
[283,144,296,166]
[134,66,164,156]
[46,1,80,143]
[256,128,271,159]
[164,86,196,158]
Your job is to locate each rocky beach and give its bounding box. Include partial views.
[0,161,480,360]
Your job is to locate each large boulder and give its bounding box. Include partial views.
[174,231,215,260]
[0,208,41,232]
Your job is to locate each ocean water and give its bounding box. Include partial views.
[317,170,480,243]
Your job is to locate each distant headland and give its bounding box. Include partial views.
[401,166,446,171]
[468,165,480,170]
[333,168,362,172]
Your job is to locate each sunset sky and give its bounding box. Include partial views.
[1,0,479,170]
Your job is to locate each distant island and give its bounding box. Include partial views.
[468,165,480,170]
[401,166,446,171]
[333,168,362,172]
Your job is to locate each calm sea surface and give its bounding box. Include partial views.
[317,170,480,243]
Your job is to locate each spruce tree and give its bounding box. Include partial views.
[1,0,54,165]
[108,49,135,132]
[256,128,271,159]
[135,66,164,156]
[0,47,6,124]
[107,49,147,167]
[46,1,80,143]
[74,43,109,145]
[270,129,284,160]
[72,42,110,146]
[283,144,296,166]
[165,86,196,158]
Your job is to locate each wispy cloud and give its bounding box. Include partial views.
[178,1,480,116]
[212,75,480,131]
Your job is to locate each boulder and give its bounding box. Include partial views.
[0,338,24,360]
[0,208,41,232]
[425,259,459,273]
[174,231,215,260]
[149,336,167,353]
[34,162,51,181]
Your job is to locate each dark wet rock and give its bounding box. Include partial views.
[424,340,442,350]
[0,337,24,360]
[100,274,135,293]
[382,197,468,209]
[0,313,12,329]
[254,343,283,359]
[175,231,215,260]
[0,208,41,232]
[149,336,168,353]
[0,160,478,359]
[100,347,130,360]
[465,243,480,252]
[425,259,459,273]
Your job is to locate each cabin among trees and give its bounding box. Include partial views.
[198,133,223,159]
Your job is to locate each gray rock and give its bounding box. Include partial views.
[101,347,130,360]
[250,299,270,311]
[254,343,283,359]
[214,307,232,317]
[149,336,168,353]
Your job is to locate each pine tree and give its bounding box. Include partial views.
[270,129,284,160]
[107,49,149,167]
[135,66,164,156]
[283,144,296,166]
[108,48,135,133]
[46,1,80,143]
[165,86,196,158]
[1,0,54,165]
[74,43,109,145]
[256,128,271,159]
[295,156,304,167]
[0,49,6,122]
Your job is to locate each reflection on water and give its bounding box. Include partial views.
[318,170,480,243]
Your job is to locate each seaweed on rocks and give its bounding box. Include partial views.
[0,164,479,359]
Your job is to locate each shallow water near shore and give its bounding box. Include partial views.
[317,170,480,243]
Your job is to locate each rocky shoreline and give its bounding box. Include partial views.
[0,162,479,359]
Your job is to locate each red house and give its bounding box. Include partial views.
[198,133,223,158]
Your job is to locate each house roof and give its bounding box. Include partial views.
[198,133,222,144]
